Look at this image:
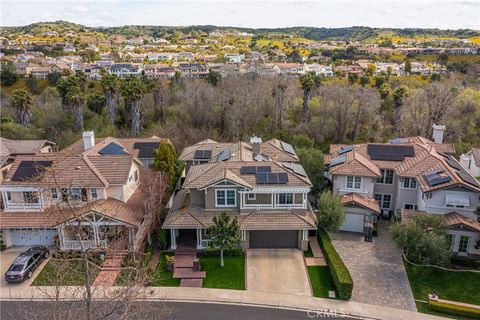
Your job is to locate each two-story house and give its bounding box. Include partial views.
[325,128,480,256]
[0,132,170,251]
[163,137,316,251]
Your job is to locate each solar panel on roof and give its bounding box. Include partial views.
[423,168,452,187]
[99,142,128,155]
[282,162,307,177]
[256,166,272,173]
[338,146,353,155]
[280,141,296,155]
[329,156,346,168]
[446,158,462,171]
[367,144,415,160]
[12,161,53,181]
[217,149,231,161]
[193,149,212,159]
[240,166,257,174]
[256,172,268,184]
[458,171,480,187]
[133,142,160,149]
[278,172,289,184]
[267,173,279,184]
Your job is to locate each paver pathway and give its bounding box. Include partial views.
[304,236,327,266]
[93,251,127,286]
[174,247,205,287]
[329,219,417,311]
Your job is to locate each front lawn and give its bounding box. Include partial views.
[200,255,245,290]
[404,260,480,305]
[150,253,180,287]
[307,266,336,298]
[33,258,99,286]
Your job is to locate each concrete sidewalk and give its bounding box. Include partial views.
[0,286,448,320]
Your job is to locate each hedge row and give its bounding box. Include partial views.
[429,299,480,319]
[317,229,353,300]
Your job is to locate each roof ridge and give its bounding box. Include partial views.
[272,161,312,186]
[82,155,109,187]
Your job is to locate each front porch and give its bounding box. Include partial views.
[58,213,136,251]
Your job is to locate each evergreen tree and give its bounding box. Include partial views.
[12,90,33,128]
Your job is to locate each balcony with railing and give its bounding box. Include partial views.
[61,239,108,251]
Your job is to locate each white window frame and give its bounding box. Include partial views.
[445,194,470,208]
[458,235,469,253]
[376,169,394,184]
[215,189,237,207]
[446,234,455,251]
[345,176,362,189]
[70,188,82,201]
[403,203,418,210]
[402,177,417,189]
[277,193,294,205]
[51,188,58,199]
[374,193,392,209]
[193,160,209,165]
[247,193,256,200]
[91,188,98,199]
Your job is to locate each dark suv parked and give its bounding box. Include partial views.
[5,246,50,283]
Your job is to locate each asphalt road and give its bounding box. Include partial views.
[0,300,358,320]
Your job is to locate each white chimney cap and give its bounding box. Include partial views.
[250,136,262,144]
[432,124,446,130]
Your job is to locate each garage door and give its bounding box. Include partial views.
[340,213,364,233]
[249,230,298,248]
[9,228,57,246]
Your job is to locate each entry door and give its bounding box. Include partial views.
[458,235,470,254]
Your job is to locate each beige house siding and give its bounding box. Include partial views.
[333,175,375,198]
[189,189,205,206]
[205,186,242,210]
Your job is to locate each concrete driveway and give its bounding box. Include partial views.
[0,246,48,290]
[246,249,311,296]
[329,220,417,311]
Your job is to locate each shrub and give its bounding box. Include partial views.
[156,229,169,250]
[429,299,480,319]
[317,229,353,300]
[199,248,243,257]
[316,191,345,231]
[450,257,480,269]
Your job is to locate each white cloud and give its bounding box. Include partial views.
[0,0,478,29]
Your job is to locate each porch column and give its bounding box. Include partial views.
[303,193,307,208]
[196,229,202,249]
[91,225,99,247]
[1,191,9,209]
[170,229,177,250]
[58,226,64,249]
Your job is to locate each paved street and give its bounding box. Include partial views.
[0,300,359,320]
[247,249,311,296]
[329,219,417,311]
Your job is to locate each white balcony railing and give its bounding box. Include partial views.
[61,239,108,251]
[6,202,42,210]
[242,203,305,210]
[338,188,369,195]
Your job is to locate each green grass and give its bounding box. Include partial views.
[404,260,480,305]
[150,253,180,287]
[200,255,245,290]
[307,266,337,298]
[304,245,314,257]
[32,258,99,286]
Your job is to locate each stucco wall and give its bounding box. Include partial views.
[332,175,375,198]
[426,189,479,219]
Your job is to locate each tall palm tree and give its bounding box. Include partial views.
[101,74,121,124]
[300,72,322,123]
[66,85,85,131]
[12,90,33,127]
[121,76,148,136]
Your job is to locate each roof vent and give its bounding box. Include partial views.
[75,166,82,170]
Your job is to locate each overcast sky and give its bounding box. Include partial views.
[1,0,479,29]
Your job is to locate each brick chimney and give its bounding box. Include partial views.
[83,131,95,151]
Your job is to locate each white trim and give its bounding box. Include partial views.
[345,176,362,190]
[215,189,237,207]
[239,187,311,194]
[400,177,417,189]
[376,169,394,185]
[247,193,256,200]
[374,193,392,210]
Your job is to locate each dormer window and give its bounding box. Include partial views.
[346,176,362,189]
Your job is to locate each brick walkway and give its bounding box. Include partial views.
[93,251,127,286]
[174,245,205,287]
[304,236,327,266]
[329,219,417,311]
